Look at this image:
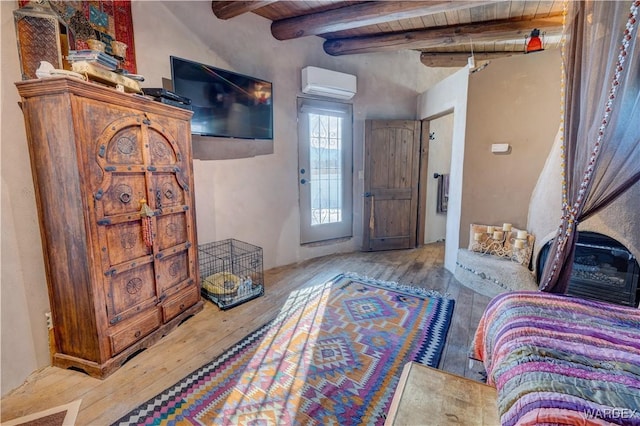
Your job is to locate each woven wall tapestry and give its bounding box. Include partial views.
[19,0,137,73]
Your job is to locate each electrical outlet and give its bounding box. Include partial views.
[45,312,53,330]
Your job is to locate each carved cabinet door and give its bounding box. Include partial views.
[92,113,197,348]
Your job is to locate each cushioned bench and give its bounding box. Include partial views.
[454,248,538,298]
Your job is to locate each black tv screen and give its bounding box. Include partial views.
[170,56,273,140]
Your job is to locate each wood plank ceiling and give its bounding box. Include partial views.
[211,1,565,67]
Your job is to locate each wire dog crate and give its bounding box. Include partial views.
[198,239,264,310]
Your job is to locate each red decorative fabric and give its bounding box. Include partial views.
[18,0,137,73]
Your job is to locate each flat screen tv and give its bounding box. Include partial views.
[170,56,273,140]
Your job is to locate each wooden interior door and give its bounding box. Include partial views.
[363,120,421,251]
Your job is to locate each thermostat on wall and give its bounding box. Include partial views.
[491,143,511,153]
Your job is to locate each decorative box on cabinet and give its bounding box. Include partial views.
[16,77,203,379]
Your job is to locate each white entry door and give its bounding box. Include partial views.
[297,97,353,244]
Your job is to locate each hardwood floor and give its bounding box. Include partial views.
[0,243,491,425]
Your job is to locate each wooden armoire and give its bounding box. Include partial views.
[16,77,203,378]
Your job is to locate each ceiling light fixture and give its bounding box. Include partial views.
[525,28,544,54]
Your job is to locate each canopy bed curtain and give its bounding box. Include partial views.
[539,0,640,294]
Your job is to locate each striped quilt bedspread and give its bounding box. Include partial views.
[471,291,640,425]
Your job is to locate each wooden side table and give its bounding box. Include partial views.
[385,362,499,425]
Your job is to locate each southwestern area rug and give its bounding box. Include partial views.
[114,273,455,425]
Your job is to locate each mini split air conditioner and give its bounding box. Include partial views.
[301,66,357,100]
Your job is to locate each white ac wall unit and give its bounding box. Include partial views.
[301,66,357,100]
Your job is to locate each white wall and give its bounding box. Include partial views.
[0,0,454,395]
[527,129,564,267]
[424,113,453,243]
[417,68,470,272]
[1,0,51,395]
[132,1,455,268]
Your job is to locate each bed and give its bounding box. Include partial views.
[471,291,640,425]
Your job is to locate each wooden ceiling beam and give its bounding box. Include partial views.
[211,1,278,20]
[420,51,522,67]
[271,1,504,41]
[324,15,564,56]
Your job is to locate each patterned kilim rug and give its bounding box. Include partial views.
[113,273,455,425]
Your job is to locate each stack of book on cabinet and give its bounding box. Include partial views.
[70,61,141,94]
[67,50,120,70]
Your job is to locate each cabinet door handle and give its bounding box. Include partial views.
[155,190,162,211]
[119,192,132,204]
